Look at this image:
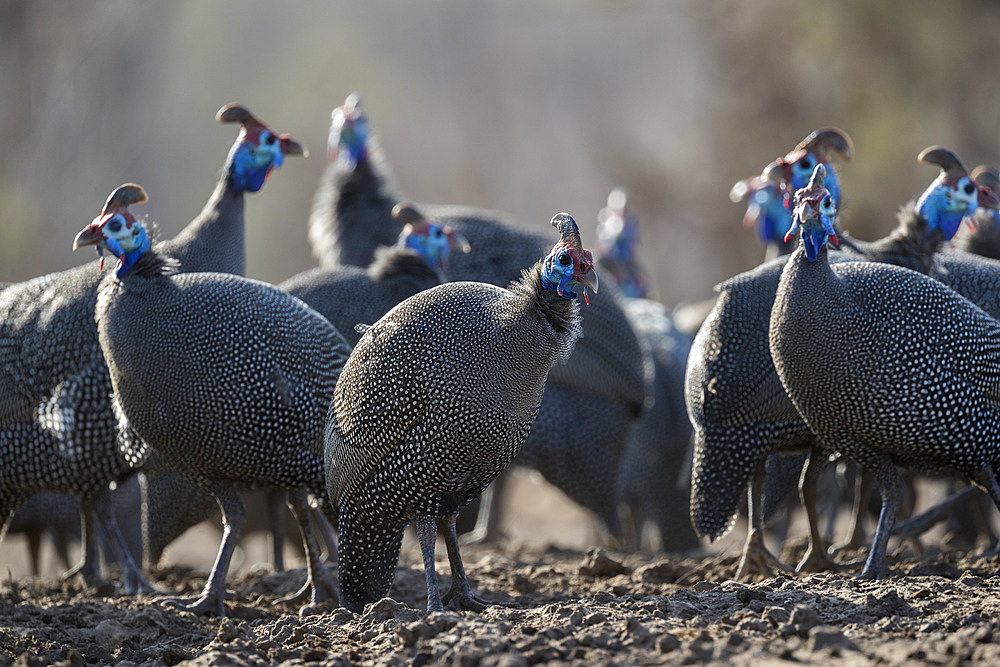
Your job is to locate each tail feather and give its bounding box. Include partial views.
[338,502,406,612]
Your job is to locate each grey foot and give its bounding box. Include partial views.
[796,544,840,574]
[441,586,498,613]
[735,531,792,581]
[118,568,161,596]
[459,527,507,547]
[856,559,893,581]
[161,593,226,617]
[63,562,114,595]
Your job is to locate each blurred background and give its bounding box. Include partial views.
[1,0,999,574]
[3,0,999,304]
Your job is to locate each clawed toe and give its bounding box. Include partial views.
[795,547,840,574]
[161,594,226,617]
[735,545,792,581]
[441,586,502,612]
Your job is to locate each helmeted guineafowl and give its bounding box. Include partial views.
[592,188,697,552]
[595,188,652,300]
[0,104,304,592]
[76,184,350,617]
[954,165,1000,260]
[687,141,1000,579]
[138,203,466,572]
[284,202,469,346]
[327,213,597,613]
[686,128,853,578]
[770,163,1000,579]
[731,128,853,260]
[309,94,648,543]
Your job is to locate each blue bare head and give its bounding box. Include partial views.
[763,127,852,209]
[219,104,306,194]
[328,93,370,169]
[541,213,599,305]
[73,184,151,276]
[393,203,470,273]
[786,165,839,262]
[915,147,1000,239]
[730,174,793,246]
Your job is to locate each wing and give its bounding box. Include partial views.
[326,318,428,505]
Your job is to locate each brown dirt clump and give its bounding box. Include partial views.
[3,543,1000,665]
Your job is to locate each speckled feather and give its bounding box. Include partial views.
[771,245,1000,475]
[685,202,994,540]
[308,104,649,539]
[281,247,441,347]
[98,254,350,491]
[326,262,581,609]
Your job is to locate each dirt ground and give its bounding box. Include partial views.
[3,473,1000,666]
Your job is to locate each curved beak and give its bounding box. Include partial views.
[447,230,471,254]
[73,223,103,250]
[280,135,308,158]
[977,184,1000,210]
[577,266,599,294]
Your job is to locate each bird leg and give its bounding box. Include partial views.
[970,466,1000,558]
[857,460,902,580]
[26,527,43,577]
[735,461,791,581]
[415,514,445,613]
[796,448,839,573]
[62,498,113,594]
[161,484,245,617]
[829,467,872,556]
[94,488,159,595]
[266,488,287,573]
[439,514,501,612]
[279,488,339,614]
[312,503,339,563]
[460,475,508,546]
[892,485,976,539]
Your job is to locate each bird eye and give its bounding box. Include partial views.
[107,218,122,232]
[558,252,572,266]
[964,183,976,195]
[132,226,140,236]
[263,132,276,146]
[823,196,833,210]
[433,227,444,238]
[799,157,813,170]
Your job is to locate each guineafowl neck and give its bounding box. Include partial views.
[514,262,582,337]
[113,250,176,283]
[367,246,442,283]
[862,203,943,275]
[157,179,246,276]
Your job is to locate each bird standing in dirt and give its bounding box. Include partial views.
[327,213,597,613]
[311,94,647,544]
[77,184,350,616]
[771,163,1000,578]
[0,104,303,592]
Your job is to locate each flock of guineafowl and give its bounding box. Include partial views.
[4,93,1000,617]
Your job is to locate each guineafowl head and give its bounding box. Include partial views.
[73,183,151,275]
[541,213,599,304]
[915,147,1000,239]
[596,188,641,263]
[328,93,369,168]
[218,103,307,194]
[785,164,838,262]
[730,172,794,246]
[393,202,470,272]
[763,127,852,206]
[973,165,1000,227]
